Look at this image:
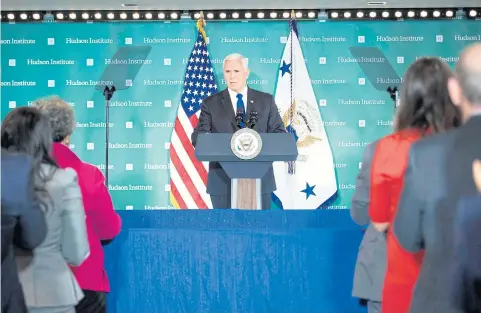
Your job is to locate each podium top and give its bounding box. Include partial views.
[195,132,298,162]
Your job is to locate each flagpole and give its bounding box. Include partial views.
[288,10,296,175]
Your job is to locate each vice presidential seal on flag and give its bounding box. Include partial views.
[272,15,338,210]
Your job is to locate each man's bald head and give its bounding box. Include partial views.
[456,42,481,106]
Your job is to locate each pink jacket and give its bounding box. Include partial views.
[52,143,122,292]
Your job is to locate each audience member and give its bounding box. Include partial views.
[368,57,461,313]
[350,140,386,313]
[1,150,47,313]
[452,160,481,313]
[393,42,481,313]
[1,107,90,313]
[34,96,122,313]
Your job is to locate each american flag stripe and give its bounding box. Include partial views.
[170,132,210,207]
[169,156,198,209]
[174,112,208,184]
[190,113,210,172]
[168,25,218,209]
[170,182,186,209]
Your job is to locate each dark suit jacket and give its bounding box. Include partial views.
[452,195,481,313]
[1,151,47,313]
[393,115,481,313]
[191,87,286,195]
[350,140,387,303]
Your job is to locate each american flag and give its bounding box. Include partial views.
[169,26,217,209]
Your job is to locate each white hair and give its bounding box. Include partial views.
[223,53,249,69]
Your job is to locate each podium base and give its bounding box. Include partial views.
[231,178,261,210]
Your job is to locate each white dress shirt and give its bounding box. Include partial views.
[227,85,248,113]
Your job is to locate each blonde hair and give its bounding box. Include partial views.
[32,95,75,142]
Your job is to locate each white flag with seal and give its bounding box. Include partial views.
[272,19,338,210]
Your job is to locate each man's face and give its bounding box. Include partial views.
[223,58,249,93]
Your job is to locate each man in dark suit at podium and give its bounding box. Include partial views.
[191,53,286,209]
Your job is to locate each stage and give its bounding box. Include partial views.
[104,210,366,313]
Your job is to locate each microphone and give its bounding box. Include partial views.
[235,109,244,129]
[247,111,258,129]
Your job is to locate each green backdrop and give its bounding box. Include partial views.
[1,19,479,210]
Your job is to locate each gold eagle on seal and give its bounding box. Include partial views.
[282,99,323,148]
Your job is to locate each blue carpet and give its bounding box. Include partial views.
[104,210,366,313]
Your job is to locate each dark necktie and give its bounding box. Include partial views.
[236,93,245,128]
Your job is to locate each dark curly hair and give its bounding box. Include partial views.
[1,107,59,212]
[395,57,461,133]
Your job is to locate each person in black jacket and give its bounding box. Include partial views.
[1,149,47,313]
[451,160,481,313]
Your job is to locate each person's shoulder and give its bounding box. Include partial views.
[376,130,412,149]
[410,128,456,157]
[44,165,79,188]
[81,162,106,183]
[249,88,273,99]
[1,150,32,168]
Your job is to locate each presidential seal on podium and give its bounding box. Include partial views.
[231,128,262,160]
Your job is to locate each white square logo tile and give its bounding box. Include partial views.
[280,36,288,43]
[397,56,404,64]
[125,79,132,87]
[86,143,95,150]
[357,36,365,43]
[125,121,133,128]
[86,59,94,66]
[125,205,134,210]
[48,80,55,87]
[164,184,171,192]
[164,142,171,150]
[47,38,55,45]
[125,37,132,45]
[319,99,327,106]
[436,35,443,42]
[358,78,366,85]
[87,101,94,108]
[8,59,16,66]
[126,164,134,171]
[205,37,210,44]
[319,57,327,64]
[164,58,171,65]
[8,101,16,108]
[358,120,366,127]
[69,144,75,150]
[164,100,172,107]
[359,162,363,169]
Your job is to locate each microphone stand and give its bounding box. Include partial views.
[235,110,244,130]
[246,111,258,129]
[103,86,116,186]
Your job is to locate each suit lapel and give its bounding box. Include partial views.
[220,89,237,131]
[246,87,259,118]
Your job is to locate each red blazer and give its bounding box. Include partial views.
[52,143,121,292]
[368,128,425,313]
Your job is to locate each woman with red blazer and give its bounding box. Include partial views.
[34,96,122,313]
[368,57,461,313]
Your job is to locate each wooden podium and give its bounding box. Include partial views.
[194,131,298,210]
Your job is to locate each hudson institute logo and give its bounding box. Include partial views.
[231,128,262,160]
